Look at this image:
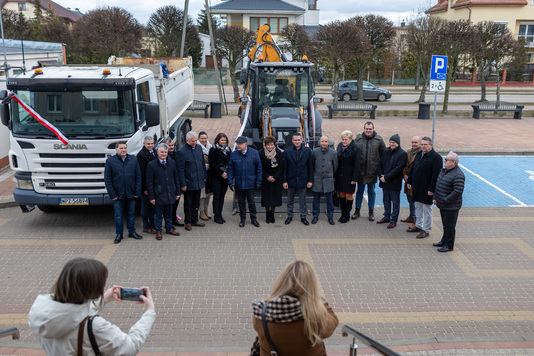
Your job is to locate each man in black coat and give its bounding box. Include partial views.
[176,131,207,231]
[104,141,142,244]
[137,136,157,234]
[406,136,443,238]
[282,132,313,225]
[165,137,184,227]
[146,143,181,240]
[432,151,465,252]
[376,134,407,229]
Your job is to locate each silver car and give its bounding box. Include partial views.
[332,80,392,102]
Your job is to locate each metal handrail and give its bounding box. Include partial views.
[0,327,20,340]
[342,325,400,356]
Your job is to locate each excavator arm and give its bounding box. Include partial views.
[248,24,287,63]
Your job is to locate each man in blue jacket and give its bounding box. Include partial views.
[176,131,207,231]
[283,132,313,225]
[227,136,262,228]
[376,134,407,229]
[104,141,142,244]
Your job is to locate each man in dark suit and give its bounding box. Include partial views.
[146,143,181,240]
[104,141,142,244]
[164,137,184,227]
[407,136,443,239]
[283,132,313,225]
[176,131,207,231]
[227,136,262,228]
[137,135,157,234]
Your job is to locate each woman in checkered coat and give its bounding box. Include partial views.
[250,260,338,356]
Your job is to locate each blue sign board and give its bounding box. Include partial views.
[430,55,448,80]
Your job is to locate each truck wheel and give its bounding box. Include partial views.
[37,205,60,213]
[177,121,192,148]
[377,93,386,102]
[342,93,351,101]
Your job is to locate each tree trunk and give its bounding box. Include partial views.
[415,59,421,91]
[480,64,486,102]
[418,72,427,103]
[333,62,339,103]
[356,61,365,101]
[442,57,456,114]
[229,61,239,103]
[496,71,501,102]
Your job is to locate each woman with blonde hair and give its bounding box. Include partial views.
[250,260,338,356]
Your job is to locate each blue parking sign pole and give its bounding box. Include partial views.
[430,55,447,145]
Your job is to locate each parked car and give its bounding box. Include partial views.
[332,80,392,102]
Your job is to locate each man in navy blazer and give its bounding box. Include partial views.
[104,141,142,244]
[146,143,181,240]
[282,132,313,225]
[227,136,262,228]
[176,131,207,231]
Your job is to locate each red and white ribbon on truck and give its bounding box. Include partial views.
[7,90,69,145]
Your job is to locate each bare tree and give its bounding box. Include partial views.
[279,23,310,61]
[471,21,519,101]
[405,16,447,102]
[214,26,255,102]
[349,15,395,101]
[312,20,371,102]
[440,20,474,113]
[71,7,142,64]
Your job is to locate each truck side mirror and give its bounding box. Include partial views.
[0,90,10,127]
[139,101,160,128]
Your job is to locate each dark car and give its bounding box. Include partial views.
[332,80,392,102]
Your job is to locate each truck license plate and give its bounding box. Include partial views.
[59,198,89,205]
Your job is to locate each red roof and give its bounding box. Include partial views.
[0,0,81,22]
[451,0,527,8]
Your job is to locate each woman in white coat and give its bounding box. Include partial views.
[29,257,156,355]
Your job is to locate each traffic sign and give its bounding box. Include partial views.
[429,79,445,93]
[430,55,447,80]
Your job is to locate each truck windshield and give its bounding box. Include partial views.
[258,68,310,108]
[11,90,135,138]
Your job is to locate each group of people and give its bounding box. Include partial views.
[104,122,466,252]
[29,257,336,356]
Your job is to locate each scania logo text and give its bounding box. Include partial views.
[54,144,88,150]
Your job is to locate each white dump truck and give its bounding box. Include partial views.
[0,57,194,212]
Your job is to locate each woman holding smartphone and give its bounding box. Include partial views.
[29,257,156,355]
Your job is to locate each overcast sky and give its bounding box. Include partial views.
[57,0,435,27]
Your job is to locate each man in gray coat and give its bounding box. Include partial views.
[311,136,338,225]
[432,151,465,252]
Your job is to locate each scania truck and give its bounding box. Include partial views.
[0,57,194,212]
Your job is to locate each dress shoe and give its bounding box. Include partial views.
[377,218,390,224]
[142,228,156,234]
[221,216,226,223]
[251,219,260,227]
[311,216,319,224]
[214,215,224,224]
[351,208,360,220]
[114,234,123,244]
[387,223,396,229]
[368,209,375,221]
[328,217,335,225]
[166,229,180,236]
[239,220,245,228]
[184,224,192,231]
[416,231,429,239]
[438,246,452,252]
[301,217,309,226]
[128,232,143,239]
[401,217,415,223]
[433,242,445,247]
[285,217,292,225]
[172,219,184,227]
[407,226,421,233]
[192,222,205,227]
[155,231,162,240]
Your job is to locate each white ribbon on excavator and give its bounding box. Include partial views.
[5,90,69,145]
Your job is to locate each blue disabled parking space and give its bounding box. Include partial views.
[373,156,534,208]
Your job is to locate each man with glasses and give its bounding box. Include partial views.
[401,136,421,229]
[406,137,442,239]
[432,152,465,252]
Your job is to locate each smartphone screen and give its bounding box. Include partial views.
[119,288,146,301]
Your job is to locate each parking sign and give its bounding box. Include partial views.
[430,55,447,80]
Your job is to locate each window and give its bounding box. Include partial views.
[18,2,26,11]
[136,82,151,124]
[47,95,62,113]
[519,24,534,43]
[309,0,317,10]
[250,17,289,34]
